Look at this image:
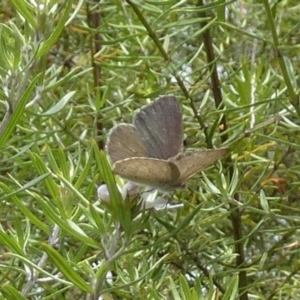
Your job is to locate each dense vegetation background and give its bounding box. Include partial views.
[1,0,300,299]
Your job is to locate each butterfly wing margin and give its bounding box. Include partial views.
[113,158,180,189]
[106,124,148,164]
[169,148,228,185]
[133,96,183,160]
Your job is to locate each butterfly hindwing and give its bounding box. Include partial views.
[113,157,181,189]
[169,148,228,185]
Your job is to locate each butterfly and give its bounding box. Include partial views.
[106,95,228,191]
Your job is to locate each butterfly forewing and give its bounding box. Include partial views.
[106,124,148,164]
[170,148,228,185]
[113,158,181,189]
[133,96,183,160]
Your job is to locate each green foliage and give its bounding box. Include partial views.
[1,0,300,299]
